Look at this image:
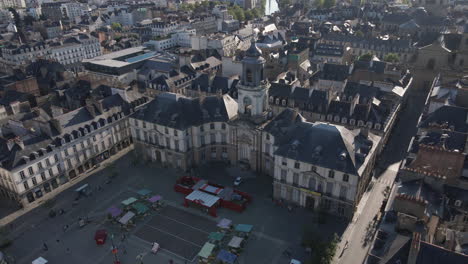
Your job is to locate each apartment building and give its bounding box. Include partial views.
[49,34,102,69]
[0,94,147,206]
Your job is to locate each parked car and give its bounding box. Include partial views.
[234,177,242,186]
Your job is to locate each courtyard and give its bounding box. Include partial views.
[1,152,347,264]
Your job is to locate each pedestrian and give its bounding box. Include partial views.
[43,242,48,251]
[121,244,127,255]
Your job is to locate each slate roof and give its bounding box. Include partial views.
[314,44,344,57]
[418,131,467,152]
[308,90,329,113]
[290,87,310,102]
[419,105,468,133]
[273,120,373,175]
[322,33,411,50]
[443,34,462,51]
[321,63,350,81]
[416,241,468,264]
[263,108,305,139]
[344,82,380,103]
[132,93,238,130]
[328,101,351,117]
[142,59,174,73]
[269,83,292,97]
[382,13,411,24]
[378,210,467,264]
[353,60,386,74]
[0,135,58,170]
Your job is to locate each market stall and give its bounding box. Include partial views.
[118,211,135,226]
[121,197,137,206]
[228,236,244,249]
[234,224,253,237]
[184,190,220,217]
[217,218,232,230]
[137,189,151,197]
[107,206,123,218]
[32,257,48,264]
[216,249,237,264]
[132,202,149,215]
[147,195,162,209]
[198,242,216,263]
[208,232,225,245]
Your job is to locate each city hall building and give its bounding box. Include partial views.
[130,40,381,218]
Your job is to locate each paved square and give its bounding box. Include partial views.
[134,205,217,261]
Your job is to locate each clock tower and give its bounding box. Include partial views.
[237,39,270,122]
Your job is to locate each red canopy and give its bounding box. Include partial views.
[94,229,107,245]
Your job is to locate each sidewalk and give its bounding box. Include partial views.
[0,147,133,226]
[333,162,400,264]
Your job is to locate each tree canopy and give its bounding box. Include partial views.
[323,0,336,8]
[111,22,122,31]
[358,53,373,61]
[302,227,339,264]
[315,0,335,8]
[181,1,264,22]
[383,53,399,63]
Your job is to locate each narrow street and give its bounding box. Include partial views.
[333,86,428,264]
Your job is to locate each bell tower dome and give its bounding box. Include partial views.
[237,39,270,121]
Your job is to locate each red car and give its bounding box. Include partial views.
[94,229,107,245]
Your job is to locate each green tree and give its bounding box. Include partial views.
[323,0,336,8]
[358,53,373,61]
[245,9,253,20]
[383,53,399,63]
[315,0,324,7]
[355,30,364,38]
[251,8,260,18]
[111,22,122,31]
[235,9,245,21]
